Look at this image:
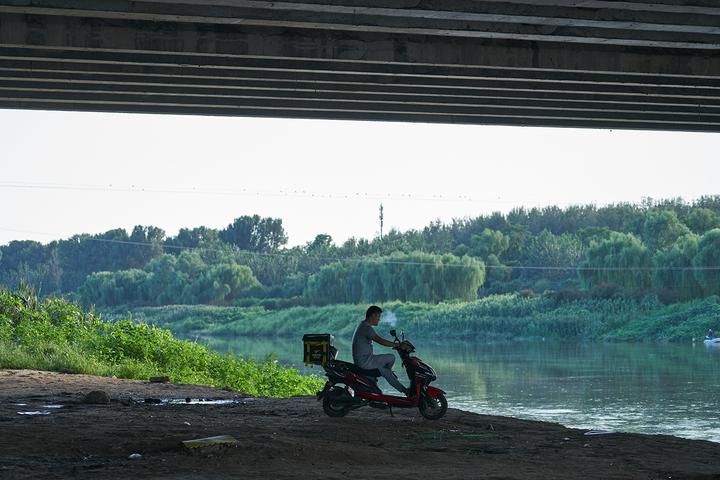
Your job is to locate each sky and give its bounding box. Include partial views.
[1,108,719,248]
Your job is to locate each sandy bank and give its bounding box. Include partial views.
[1,369,718,479]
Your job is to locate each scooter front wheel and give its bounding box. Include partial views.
[322,387,351,417]
[418,393,448,420]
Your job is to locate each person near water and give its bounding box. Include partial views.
[351,305,409,395]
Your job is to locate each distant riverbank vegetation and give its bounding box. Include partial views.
[2,197,720,340]
[0,287,322,396]
[102,294,720,343]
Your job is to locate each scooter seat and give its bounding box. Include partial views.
[334,360,381,377]
[350,365,382,377]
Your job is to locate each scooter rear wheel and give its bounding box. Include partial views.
[419,393,448,420]
[322,387,351,417]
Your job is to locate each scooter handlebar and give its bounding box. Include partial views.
[394,340,414,352]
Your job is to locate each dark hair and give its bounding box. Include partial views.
[365,305,382,319]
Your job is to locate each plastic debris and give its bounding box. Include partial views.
[148,398,240,406]
[17,411,51,416]
[182,435,239,450]
[584,430,613,436]
[128,453,142,460]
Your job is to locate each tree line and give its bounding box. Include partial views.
[2,197,720,307]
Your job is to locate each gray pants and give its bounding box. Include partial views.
[358,353,407,394]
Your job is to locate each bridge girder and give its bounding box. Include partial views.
[0,1,719,131]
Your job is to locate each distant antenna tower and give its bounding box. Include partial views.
[379,203,384,239]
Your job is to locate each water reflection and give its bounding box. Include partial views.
[192,334,720,443]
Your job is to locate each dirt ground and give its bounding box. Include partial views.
[1,370,720,480]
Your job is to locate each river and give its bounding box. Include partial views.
[193,334,720,443]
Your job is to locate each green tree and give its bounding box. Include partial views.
[642,210,691,252]
[78,249,262,307]
[145,254,187,305]
[165,226,219,250]
[485,253,512,284]
[421,221,455,253]
[686,208,720,234]
[184,264,260,305]
[467,229,509,258]
[652,233,702,302]
[306,234,334,256]
[525,230,584,279]
[129,225,165,265]
[0,240,57,292]
[580,232,651,291]
[79,269,151,306]
[220,215,288,252]
[693,229,720,296]
[503,223,531,264]
[305,252,485,304]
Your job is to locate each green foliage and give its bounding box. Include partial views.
[0,226,165,294]
[485,254,512,284]
[165,226,220,249]
[693,229,720,296]
[58,227,165,292]
[580,232,651,290]
[0,288,322,397]
[525,230,584,279]
[603,296,720,342]
[219,215,288,252]
[652,233,702,302]
[114,294,720,343]
[5,196,720,306]
[79,250,261,307]
[467,229,510,258]
[642,210,691,252]
[304,252,485,304]
[686,208,720,234]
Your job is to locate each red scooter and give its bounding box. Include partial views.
[317,330,447,420]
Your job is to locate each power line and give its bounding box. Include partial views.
[0,181,478,203]
[1,181,713,207]
[1,226,719,272]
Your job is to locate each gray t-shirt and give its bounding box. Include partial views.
[352,321,376,366]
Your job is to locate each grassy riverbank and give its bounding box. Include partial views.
[102,294,720,343]
[0,288,322,396]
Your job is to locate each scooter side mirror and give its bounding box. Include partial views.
[389,329,397,338]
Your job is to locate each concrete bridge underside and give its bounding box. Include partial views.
[0,0,719,131]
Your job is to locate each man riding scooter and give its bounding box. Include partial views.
[314,305,447,419]
[351,305,409,396]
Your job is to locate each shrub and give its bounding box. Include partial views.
[0,287,322,397]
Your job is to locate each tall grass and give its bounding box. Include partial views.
[0,288,323,396]
[105,294,720,343]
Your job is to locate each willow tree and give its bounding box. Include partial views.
[642,210,691,252]
[652,233,702,301]
[304,252,485,304]
[686,208,720,235]
[693,229,720,296]
[579,232,651,290]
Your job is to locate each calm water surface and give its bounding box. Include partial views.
[196,334,720,443]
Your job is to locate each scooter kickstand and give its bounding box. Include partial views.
[388,405,394,417]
